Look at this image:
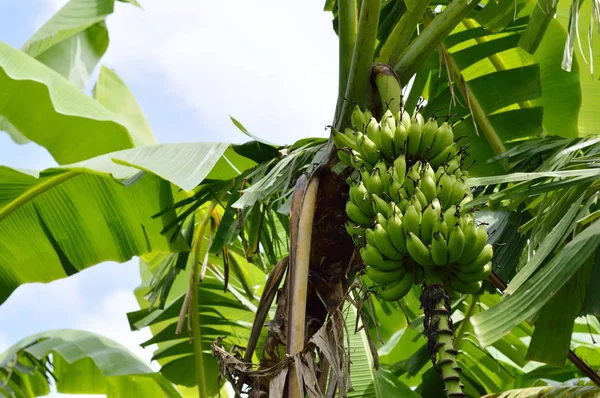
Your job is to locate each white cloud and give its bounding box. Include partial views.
[35,1,340,144]
[100,1,339,145]
[0,271,84,323]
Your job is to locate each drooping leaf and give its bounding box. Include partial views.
[471,219,600,347]
[0,329,181,397]
[0,142,255,304]
[0,40,134,164]
[93,65,158,146]
[22,0,113,59]
[526,260,593,366]
[1,0,117,145]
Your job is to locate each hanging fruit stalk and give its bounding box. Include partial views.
[333,69,492,396]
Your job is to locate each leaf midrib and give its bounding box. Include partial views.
[0,170,79,222]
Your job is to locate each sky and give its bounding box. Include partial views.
[0,1,338,396]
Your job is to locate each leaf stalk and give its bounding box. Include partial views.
[190,201,218,398]
[335,0,382,131]
[394,0,478,84]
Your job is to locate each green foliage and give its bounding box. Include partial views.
[0,142,254,305]
[0,329,181,397]
[2,0,600,396]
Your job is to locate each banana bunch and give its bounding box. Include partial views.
[334,106,460,169]
[337,105,492,301]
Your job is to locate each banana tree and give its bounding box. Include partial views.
[1,0,600,397]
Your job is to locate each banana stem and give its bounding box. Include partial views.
[421,283,464,397]
[287,175,320,398]
[335,0,382,130]
[336,0,358,119]
[394,0,478,85]
[190,201,218,398]
[376,0,432,65]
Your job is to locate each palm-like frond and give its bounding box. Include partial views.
[469,136,600,361]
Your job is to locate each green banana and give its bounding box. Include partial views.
[368,168,384,196]
[446,157,461,175]
[350,150,372,172]
[404,205,421,235]
[431,232,448,266]
[420,205,437,245]
[459,222,477,257]
[380,124,395,159]
[382,109,396,131]
[397,197,409,213]
[460,244,493,272]
[371,194,392,218]
[449,179,467,206]
[400,109,411,128]
[459,225,488,264]
[455,262,491,284]
[443,206,458,229]
[447,224,465,263]
[338,106,492,304]
[332,129,357,151]
[414,187,428,208]
[406,119,422,157]
[346,201,373,226]
[404,176,415,198]
[429,143,458,168]
[458,213,469,231]
[393,123,408,156]
[393,155,407,186]
[413,112,425,127]
[438,173,456,209]
[351,105,366,130]
[430,198,442,217]
[365,265,406,283]
[460,193,474,207]
[360,244,404,270]
[387,214,408,254]
[373,273,414,301]
[435,164,445,181]
[408,160,422,179]
[418,117,438,156]
[450,278,482,295]
[366,118,381,148]
[349,181,375,216]
[429,121,454,158]
[357,133,380,165]
[374,224,403,260]
[374,161,390,194]
[423,162,436,179]
[406,232,433,266]
[410,194,423,215]
[365,227,377,247]
[388,177,403,203]
[376,213,389,229]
